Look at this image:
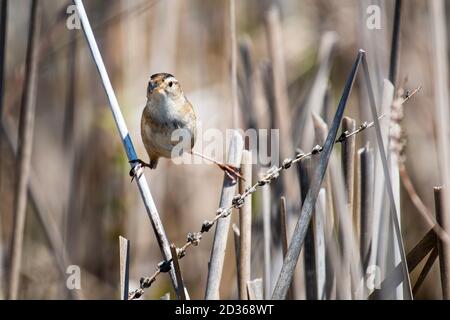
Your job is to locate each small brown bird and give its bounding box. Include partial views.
[130,73,241,180]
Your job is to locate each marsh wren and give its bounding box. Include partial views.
[130,73,242,181]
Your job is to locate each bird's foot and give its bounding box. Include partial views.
[129,159,151,182]
[216,163,244,184]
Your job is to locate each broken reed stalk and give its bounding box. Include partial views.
[73,0,179,296]
[261,170,271,300]
[119,236,130,300]
[279,197,295,299]
[272,50,364,300]
[358,144,374,271]
[170,244,187,300]
[298,154,317,300]
[205,132,244,299]
[399,163,450,244]
[9,0,40,300]
[247,278,263,300]
[434,186,450,299]
[238,150,252,300]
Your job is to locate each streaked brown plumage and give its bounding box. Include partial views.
[140,73,196,168]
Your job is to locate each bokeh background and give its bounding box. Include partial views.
[0,0,448,299]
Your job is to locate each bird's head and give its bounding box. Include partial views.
[147,73,183,101]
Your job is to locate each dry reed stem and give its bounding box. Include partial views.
[312,113,335,241]
[298,153,317,299]
[434,186,450,299]
[73,0,179,296]
[430,0,450,270]
[315,189,327,299]
[205,132,244,299]
[388,0,402,87]
[232,223,240,297]
[357,145,374,271]
[229,0,239,128]
[272,50,364,300]
[119,236,130,300]
[238,150,252,299]
[170,244,187,300]
[261,170,272,300]
[279,197,295,299]
[412,247,438,297]
[9,0,40,300]
[247,278,263,300]
[297,32,337,150]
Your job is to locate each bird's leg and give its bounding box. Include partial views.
[129,159,151,182]
[190,150,244,183]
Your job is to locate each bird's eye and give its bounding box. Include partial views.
[168,81,173,87]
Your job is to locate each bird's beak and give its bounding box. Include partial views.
[147,81,156,93]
